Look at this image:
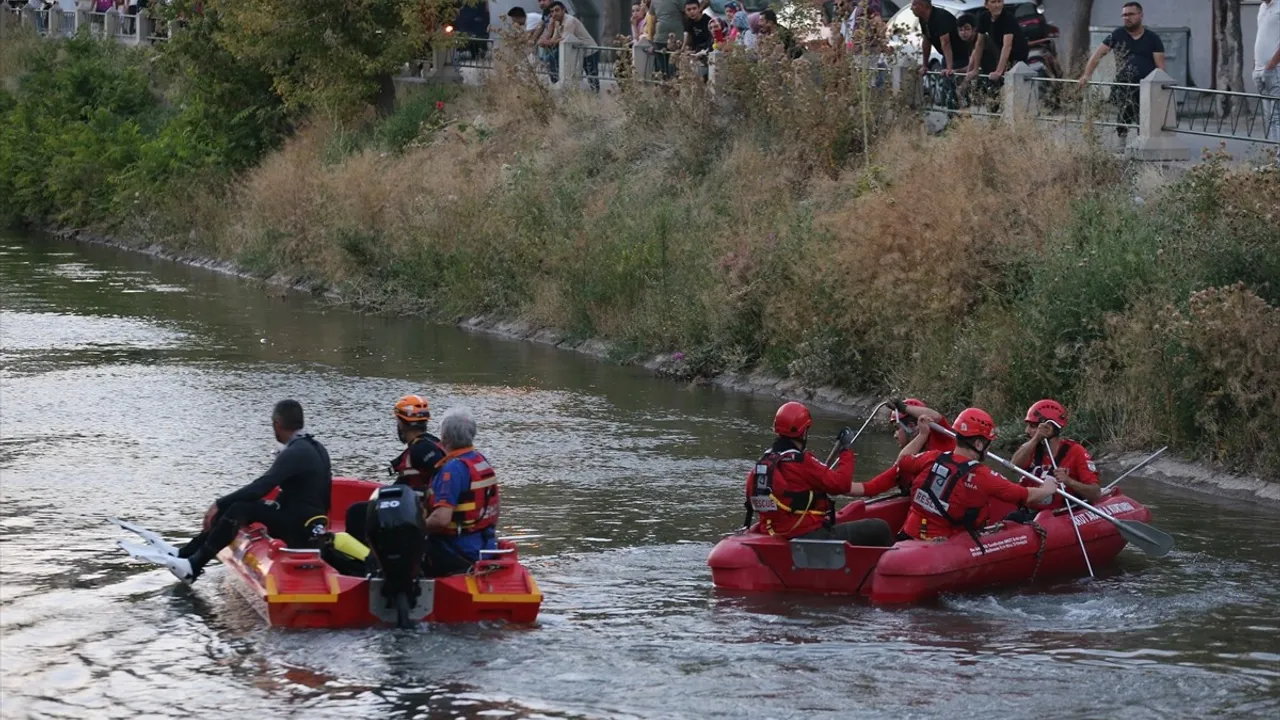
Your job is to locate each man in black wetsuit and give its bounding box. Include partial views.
[343,394,447,545]
[167,399,332,583]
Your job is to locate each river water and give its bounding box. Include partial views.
[1,235,1278,719]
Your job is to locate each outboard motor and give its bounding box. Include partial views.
[364,485,427,627]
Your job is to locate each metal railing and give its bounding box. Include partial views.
[922,70,1003,118]
[87,10,106,37]
[1165,86,1280,145]
[452,37,496,71]
[580,44,626,89]
[1026,76,1140,130]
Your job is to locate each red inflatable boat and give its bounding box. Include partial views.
[707,489,1152,604]
[218,477,542,629]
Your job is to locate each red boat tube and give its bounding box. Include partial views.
[218,477,542,628]
[708,490,1151,604]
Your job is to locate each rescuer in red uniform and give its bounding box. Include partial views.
[897,407,1058,544]
[745,402,895,546]
[853,397,959,498]
[1008,399,1101,519]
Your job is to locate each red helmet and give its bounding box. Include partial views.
[953,408,997,441]
[773,401,812,439]
[890,397,926,424]
[1025,399,1067,429]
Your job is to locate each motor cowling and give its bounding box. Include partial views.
[364,486,426,601]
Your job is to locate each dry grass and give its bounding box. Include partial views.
[135,39,1280,473]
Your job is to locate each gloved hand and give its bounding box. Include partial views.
[891,398,909,416]
[835,426,855,450]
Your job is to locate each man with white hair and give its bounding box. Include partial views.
[423,407,501,576]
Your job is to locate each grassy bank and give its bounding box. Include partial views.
[2,30,1278,475]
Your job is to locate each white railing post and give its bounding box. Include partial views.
[75,8,88,35]
[137,9,153,42]
[707,48,721,90]
[1003,61,1036,125]
[632,39,654,83]
[1133,68,1189,161]
[558,39,584,89]
[48,7,62,35]
[20,6,35,31]
[104,8,119,40]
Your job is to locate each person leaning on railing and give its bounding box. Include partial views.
[546,1,601,91]
[1077,1,1165,145]
[1256,0,1280,145]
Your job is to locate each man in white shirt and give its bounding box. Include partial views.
[1256,0,1280,143]
[546,1,602,91]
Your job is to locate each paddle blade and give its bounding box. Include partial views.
[1116,519,1176,557]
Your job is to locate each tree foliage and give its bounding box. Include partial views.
[195,0,440,116]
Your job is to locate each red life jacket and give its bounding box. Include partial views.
[389,435,444,490]
[744,449,834,536]
[910,452,985,541]
[447,450,499,536]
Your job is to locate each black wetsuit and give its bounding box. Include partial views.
[180,432,332,566]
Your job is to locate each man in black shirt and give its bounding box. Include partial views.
[683,0,713,53]
[1078,2,1166,140]
[972,0,1027,82]
[912,0,969,76]
[912,0,968,109]
[167,400,333,583]
[958,14,999,107]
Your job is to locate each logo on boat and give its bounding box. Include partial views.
[1072,501,1135,527]
[969,534,1029,557]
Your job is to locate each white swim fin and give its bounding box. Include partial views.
[117,539,176,564]
[117,541,197,584]
[110,517,179,557]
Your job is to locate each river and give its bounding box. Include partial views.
[1,235,1278,719]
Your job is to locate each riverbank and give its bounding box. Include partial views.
[52,227,1280,507]
[6,32,1279,485]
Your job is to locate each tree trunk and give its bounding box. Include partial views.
[374,73,398,117]
[602,0,627,44]
[1213,0,1244,116]
[1064,0,1095,72]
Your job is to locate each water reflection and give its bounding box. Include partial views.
[1,235,1278,718]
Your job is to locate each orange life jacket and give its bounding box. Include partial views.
[389,434,444,490]
[447,450,500,535]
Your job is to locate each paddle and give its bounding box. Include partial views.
[925,422,1175,558]
[1103,446,1169,491]
[1043,438,1095,578]
[825,400,891,470]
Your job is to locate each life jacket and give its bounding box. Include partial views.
[743,449,834,536]
[388,434,443,490]
[446,450,500,536]
[909,452,986,549]
[1030,440,1075,479]
[1026,439,1086,507]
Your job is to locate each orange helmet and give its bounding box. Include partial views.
[1025,399,1067,429]
[890,397,927,424]
[393,394,431,424]
[773,401,812,439]
[953,408,997,442]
